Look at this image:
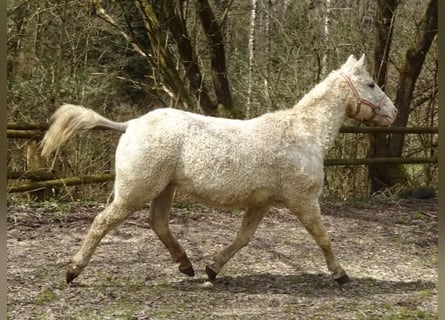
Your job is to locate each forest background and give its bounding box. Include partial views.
[6,0,438,202]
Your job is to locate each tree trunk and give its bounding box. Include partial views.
[368,0,401,191]
[137,0,195,110]
[246,0,258,118]
[389,0,438,154]
[263,0,273,112]
[373,0,399,86]
[196,0,243,118]
[368,0,438,193]
[308,0,331,82]
[321,0,331,77]
[162,0,216,115]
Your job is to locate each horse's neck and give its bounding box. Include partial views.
[291,73,350,156]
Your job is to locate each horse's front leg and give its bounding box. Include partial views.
[148,184,194,277]
[206,205,269,281]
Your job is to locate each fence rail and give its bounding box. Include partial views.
[6,123,439,139]
[8,174,115,193]
[7,123,438,194]
[338,127,438,134]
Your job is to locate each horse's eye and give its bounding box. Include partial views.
[368,82,376,89]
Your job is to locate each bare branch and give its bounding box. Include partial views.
[92,2,148,58]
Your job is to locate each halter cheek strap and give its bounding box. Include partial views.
[337,72,387,121]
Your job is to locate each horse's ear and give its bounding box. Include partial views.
[356,54,366,68]
[341,55,357,71]
[346,54,356,65]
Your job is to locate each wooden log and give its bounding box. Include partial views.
[8,174,115,193]
[7,122,438,135]
[324,157,437,166]
[7,129,44,139]
[7,123,48,130]
[8,156,437,183]
[338,127,438,134]
[8,170,58,181]
[7,127,124,139]
[7,156,438,193]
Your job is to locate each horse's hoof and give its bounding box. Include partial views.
[66,270,78,284]
[334,273,350,285]
[205,265,218,281]
[179,265,195,277]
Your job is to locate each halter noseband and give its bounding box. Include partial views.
[337,71,387,121]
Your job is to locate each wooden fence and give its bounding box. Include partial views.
[7,123,438,194]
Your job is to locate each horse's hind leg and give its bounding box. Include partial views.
[289,199,349,284]
[206,205,269,281]
[148,184,194,277]
[67,199,138,283]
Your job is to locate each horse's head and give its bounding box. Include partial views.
[338,54,397,126]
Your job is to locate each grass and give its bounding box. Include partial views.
[395,211,434,226]
[155,278,172,289]
[230,208,243,216]
[359,299,437,320]
[362,309,437,320]
[73,306,143,320]
[417,289,435,299]
[152,309,174,318]
[32,266,58,279]
[34,287,58,306]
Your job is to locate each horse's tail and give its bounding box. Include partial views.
[41,104,129,157]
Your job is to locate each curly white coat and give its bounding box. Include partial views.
[41,54,397,284]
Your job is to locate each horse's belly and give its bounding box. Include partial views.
[175,182,281,209]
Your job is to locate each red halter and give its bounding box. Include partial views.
[338,72,387,121]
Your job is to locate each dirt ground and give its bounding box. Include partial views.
[7,198,438,320]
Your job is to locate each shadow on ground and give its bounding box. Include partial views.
[171,272,436,297]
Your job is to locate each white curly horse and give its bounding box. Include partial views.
[41,54,397,284]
